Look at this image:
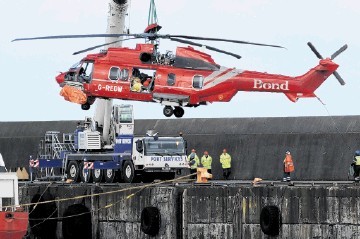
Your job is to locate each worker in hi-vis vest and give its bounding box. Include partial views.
[220,149,231,180]
[187,149,199,179]
[283,151,295,182]
[352,150,360,181]
[201,151,212,174]
[131,77,142,92]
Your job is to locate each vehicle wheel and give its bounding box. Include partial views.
[173,107,184,118]
[67,161,80,182]
[121,161,135,183]
[81,103,90,110]
[141,207,161,236]
[80,163,93,183]
[260,205,281,236]
[142,173,155,183]
[92,169,103,183]
[163,106,173,117]
[104,169,116,183]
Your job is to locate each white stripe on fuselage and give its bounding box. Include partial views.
[203,68,243,89]
[203,66,229,84]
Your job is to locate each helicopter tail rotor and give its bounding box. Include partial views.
[307,42,347,86]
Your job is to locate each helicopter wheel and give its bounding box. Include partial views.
[173,107,184,118]
[163,106,173,117]
[81,103,91,110]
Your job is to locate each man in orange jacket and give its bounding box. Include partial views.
[283,151,295,182]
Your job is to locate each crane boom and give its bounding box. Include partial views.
[94,0,130,145]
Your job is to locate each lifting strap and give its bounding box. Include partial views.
[148,0,158,25]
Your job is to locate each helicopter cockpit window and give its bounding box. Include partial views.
[167,73,176,86]
[192,75,204,89]
[109,67,120,81]
[78,61,94,83]
[70,62,81,69]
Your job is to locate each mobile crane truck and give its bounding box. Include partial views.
[30,104,189,183]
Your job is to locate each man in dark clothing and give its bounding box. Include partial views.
[352,150,360,181]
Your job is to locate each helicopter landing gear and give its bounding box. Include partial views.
[174,106,184,118]
[163,106,185,118]
[163,106,173,117]
[81,103,91,110]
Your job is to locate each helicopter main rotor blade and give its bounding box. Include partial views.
[162,34,285,49]
[331,44,348,60]
[12,33,143,42]
[73,37,142,55]
[13,33,284,51]
[169,37,241,59]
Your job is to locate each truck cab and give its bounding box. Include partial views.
[132,133,188,181]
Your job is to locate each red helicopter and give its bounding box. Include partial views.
[13,25,347,118]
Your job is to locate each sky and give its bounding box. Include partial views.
[0,0,359,121]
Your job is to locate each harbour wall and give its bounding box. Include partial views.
[19,183,360,239]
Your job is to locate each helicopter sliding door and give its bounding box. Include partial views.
[130,68,156,93]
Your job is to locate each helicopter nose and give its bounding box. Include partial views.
[56,72,66,85]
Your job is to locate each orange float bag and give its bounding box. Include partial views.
[60,85,87,104]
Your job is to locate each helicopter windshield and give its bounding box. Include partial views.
[144,137,185,156]
[65,61,93,83]
[70,62,81,70]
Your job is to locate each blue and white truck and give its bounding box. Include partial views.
[31,105,189,183]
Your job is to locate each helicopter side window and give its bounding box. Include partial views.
[109,67,120,81]
[192,75,204,89]
[120,69,129,81]
[167,73,176,86]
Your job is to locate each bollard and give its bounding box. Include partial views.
[196,167,212,183]
[21,167,29,180]
[252,178,263,186]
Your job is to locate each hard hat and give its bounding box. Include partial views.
[286,151,291,155]
[355,150,360,156]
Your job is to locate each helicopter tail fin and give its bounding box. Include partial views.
[285,43,347,102]
[284,58,339,103]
